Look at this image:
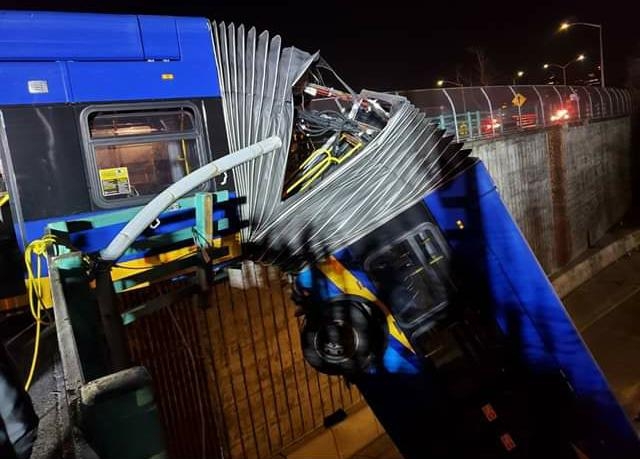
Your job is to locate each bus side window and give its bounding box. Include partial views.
[364,223,455,349]
[81,103,208,208]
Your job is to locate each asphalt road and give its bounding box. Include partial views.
[563,248,640,429]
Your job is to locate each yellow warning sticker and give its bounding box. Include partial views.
[99,167,131,197]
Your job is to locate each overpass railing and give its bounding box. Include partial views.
[397,86,640,142]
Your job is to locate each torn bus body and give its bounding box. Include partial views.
[0,11,638,459]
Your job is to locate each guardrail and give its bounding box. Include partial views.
[397,86,640,142]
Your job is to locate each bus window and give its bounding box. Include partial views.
[364,223,454,352]
[81,104,207,207]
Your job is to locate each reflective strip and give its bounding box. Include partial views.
[316,256,414,352]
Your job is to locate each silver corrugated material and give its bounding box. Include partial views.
[213,23,470,268]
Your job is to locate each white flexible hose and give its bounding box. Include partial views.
[100,136,282,261]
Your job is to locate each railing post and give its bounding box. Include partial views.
[609,88,620,116]
[569,87,581,120]
[479,87,494,136]
[551,86,563,108]
[441,88,459,142]
[581,87,594,120]
[532,86,546,127]
[593,87,606,118]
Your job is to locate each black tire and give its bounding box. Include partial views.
[301,296,387,376]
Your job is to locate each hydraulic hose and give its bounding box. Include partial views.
[100,136,282,261]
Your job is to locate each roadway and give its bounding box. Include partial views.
[563,248,640,430]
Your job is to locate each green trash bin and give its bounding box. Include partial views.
[79,366,167,459]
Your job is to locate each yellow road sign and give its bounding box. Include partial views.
[512,93,527,107]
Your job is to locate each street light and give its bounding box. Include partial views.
[436,79,463,87]
[512,70,524,85]
[543,54,586,85]
[559,21,604,87]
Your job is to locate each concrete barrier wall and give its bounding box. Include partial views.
[563,119,631,256]
[470,117,632,273]
[471,131,555,271]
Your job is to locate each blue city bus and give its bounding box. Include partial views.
[0,10,639,459]
[0,11,243,310]
[294,160,640,458]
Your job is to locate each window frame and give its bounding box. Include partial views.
[80,101,209,209]
[363,222,454,329]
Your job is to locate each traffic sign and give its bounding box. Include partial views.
[512,93,526,107]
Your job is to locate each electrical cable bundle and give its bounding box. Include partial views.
[213,23,471,270]
[297,110,362,138]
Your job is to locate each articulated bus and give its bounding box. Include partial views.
[1,10,639,459]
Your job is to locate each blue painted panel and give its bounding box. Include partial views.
[380,339,420,375]
[66,18,219,102]
[63,208,229,258]
[20,203,236,276]
[425,160,640,458]
[20,207,186,251]
[0,61,69,104]
[0,11,143,61]
[0,14,219,105]
[139,16,180,60]
[174,17,219,94]
[296,266,343,299]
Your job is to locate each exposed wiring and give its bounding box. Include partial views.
[297,110,362,139]
[22,234,88,390]
[23,234,63,390]
[191,226,212,249]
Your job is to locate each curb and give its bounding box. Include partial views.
[552,229,640,298]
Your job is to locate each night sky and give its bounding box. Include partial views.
[2,0,638,90]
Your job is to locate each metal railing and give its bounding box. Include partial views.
[397,86,640,142]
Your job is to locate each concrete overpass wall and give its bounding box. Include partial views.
[470,117,632,273]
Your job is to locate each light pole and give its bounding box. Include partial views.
[543,54,585,85]
[560,22,604,87]
[512,70,524,85]
[436,79,463,87]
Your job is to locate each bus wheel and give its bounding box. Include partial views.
[301,297,387,376]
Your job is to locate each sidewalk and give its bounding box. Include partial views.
[550,213,640,299]
[562,249,640,432]
[352,434,402,459]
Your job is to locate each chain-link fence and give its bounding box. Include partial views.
[397,86,640,142]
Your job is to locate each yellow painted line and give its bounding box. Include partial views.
[316,256,414,352]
